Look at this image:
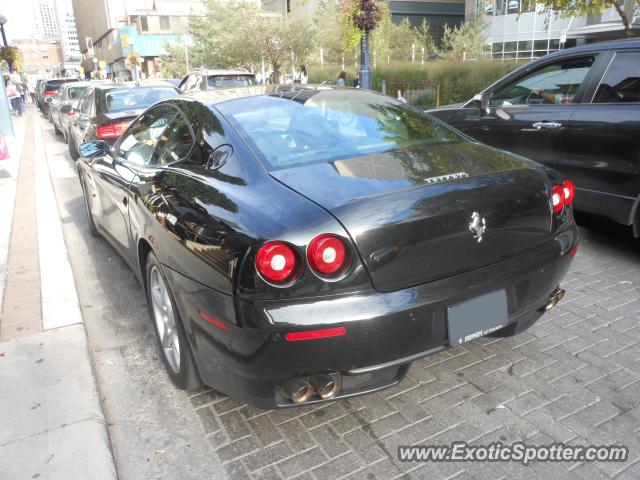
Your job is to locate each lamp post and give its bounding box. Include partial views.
[359,29,371,89]
[0,15,7,47]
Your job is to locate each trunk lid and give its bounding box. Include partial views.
[270,142,553,293]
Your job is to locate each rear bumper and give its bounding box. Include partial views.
[172,223,578,409]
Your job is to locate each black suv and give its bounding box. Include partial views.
[429,39,640,236]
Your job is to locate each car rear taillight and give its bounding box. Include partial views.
[66,111,76,117]
[255,241,299,283]
[96,122,130,139]
[307,234,348,276]
[551,185,565,214]
[562,180,575,206]
[44,90,57,96]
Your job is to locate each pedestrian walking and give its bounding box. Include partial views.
[336,71,347,87]
[296,65,308,85]
[6,80,23,116]
[27,81,36,103]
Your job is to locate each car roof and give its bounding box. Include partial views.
[544,38,640,59]
[93,81,177,91]
[190,69,254,76]
[189,84,336,106]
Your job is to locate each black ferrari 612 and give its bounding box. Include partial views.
[76,86,578,408]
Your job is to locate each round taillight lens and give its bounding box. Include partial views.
[562,180,575,206]
[307,234,348,276]
[255,241,298,283]
[551,185,565,214]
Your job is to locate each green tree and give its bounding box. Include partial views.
[523,0,637,38]
[0,46,23,73]
[441,21,488,61]
[187,0,315,81]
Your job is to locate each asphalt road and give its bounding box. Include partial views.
[40,114,640,480]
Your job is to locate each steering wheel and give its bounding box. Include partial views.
[525,90,545,105]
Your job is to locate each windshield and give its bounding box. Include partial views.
[103,87,178,112]
[207,75,257,88]
[65,86,87,100]
[217,90,463,170]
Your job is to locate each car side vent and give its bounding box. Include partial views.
[207,144,233,170]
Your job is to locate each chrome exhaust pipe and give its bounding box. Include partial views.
[545,288,566,311]
[310,373,341,400]
[281,377,314,404]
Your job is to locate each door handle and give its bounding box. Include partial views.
[122,196,128,206]
[532,121,562,130]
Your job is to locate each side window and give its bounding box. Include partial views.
[490,56,595,106]
[79,89,94,115]
[151,113,194,165]
[593,52,640,103]
[116,106,176,166]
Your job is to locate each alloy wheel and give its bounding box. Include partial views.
[149,265,181,374]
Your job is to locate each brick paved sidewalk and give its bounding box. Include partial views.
[0,108,117,480]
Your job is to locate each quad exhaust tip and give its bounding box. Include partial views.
[281,378,314,404]
[281,373,342,404]
[545,288,566,311]
[310,373,341,400]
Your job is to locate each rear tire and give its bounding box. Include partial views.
[53,121,62,136]
[145,252,201,391]
[68,133,80,160]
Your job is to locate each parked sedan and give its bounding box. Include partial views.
[429,38,640,236]
[38,78,79,117]
[67,81,180,160]
[50,81,94,139]
[178,69,257,93]
[76,86,578,408]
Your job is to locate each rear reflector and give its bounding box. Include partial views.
[285,327,347,342]
[199,311,228,332]
[97,122,130,139]
[569,246,578,257]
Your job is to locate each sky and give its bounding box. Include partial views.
[1,0,38,42]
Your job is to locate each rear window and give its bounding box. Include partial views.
[102,87,178,112]
[45,79,78,91]
[207,75,257,88]
[217,90,462,170]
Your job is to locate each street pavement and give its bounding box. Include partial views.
[1,107,640,479]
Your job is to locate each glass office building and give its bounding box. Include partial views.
[470,0,639,61]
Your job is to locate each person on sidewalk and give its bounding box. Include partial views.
[5,80,23,116]
[336,71,347,87]
[296,65,308,85]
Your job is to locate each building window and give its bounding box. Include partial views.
[159,16,170,31]
[140,16,149,32]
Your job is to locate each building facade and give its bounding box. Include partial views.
[390,0,465,45]
[33,0,59,39]
[52,0,82,76]
[70,0,204,78]
[466,0,640,61]
[14,38,64,76]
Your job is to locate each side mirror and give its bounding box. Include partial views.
[472,92,491,114]
[80,140,110,158]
